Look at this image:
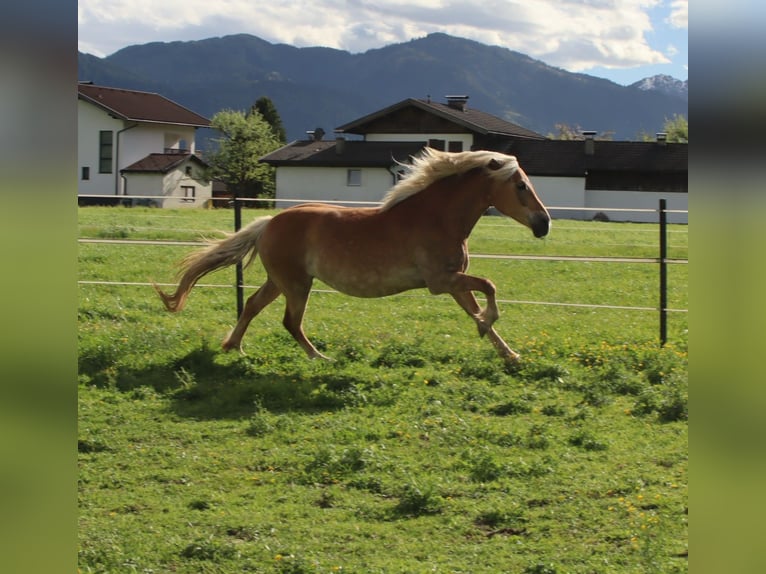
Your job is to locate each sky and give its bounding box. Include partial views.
[77,0,687,86]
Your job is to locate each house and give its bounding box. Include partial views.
[260,96,687,223]
[502,135,687,223]
[78,83,212,207]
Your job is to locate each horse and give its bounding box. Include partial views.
[154,147,551,363]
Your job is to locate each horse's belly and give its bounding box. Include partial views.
[315,266,425,298]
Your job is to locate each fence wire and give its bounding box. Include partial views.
[78,200,689,339]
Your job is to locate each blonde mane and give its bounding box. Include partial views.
[380,147,519,211]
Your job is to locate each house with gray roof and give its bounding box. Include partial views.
[260,95,687,222]
[78,83,212,207]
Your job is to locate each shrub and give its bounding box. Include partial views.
[568,429,608,451]
[393,480,443,517]
[180,537,236,561]
[633,372,687,422]
[371,340,426,368]
[245,400,275,436]
[490,398,532,416]
[468,451,504,482]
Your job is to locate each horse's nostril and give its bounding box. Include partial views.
[531,214,550,238]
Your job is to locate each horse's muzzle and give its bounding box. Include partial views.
[530,213,551,238]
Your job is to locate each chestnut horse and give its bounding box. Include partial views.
[155,148,550,363]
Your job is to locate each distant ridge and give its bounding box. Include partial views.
[630,74,688,100]
[78,33,687,144]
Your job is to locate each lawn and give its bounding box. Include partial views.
[78,206,687,573]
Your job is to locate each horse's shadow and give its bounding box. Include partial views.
[79,343,363,420]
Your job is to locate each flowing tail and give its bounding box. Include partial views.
[153,216,273,312]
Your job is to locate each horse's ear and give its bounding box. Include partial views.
[488,158,505,171]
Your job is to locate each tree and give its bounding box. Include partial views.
[638,114,688,142]
[250,96,287,143]
[547,123,614,140]
[662,114,688,143]
[206,109,281,200]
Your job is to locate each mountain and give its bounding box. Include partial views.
[630,74,688,100]
[78,33,687,145]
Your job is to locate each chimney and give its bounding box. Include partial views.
[306,127,325,141]
[582,131,597,155]
[445,95,469,111]
[335,136,345,155]
[656,132,667,146]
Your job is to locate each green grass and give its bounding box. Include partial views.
[78,206,687,573]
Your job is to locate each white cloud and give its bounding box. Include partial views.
[78,0,673,71]
[667,0,688,29]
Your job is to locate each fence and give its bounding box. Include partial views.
[78,197,687,347]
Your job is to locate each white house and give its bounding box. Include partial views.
[78,83,213,207]
[260,96,688,223]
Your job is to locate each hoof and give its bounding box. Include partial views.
[221,338,243,355]
[502,352,522,373]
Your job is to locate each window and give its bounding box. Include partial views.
[98,130,113,173]
[448,141,463,152]
[185,166,193,176]
[428,139,445,151]
[181,185,195,202]
[347,169,361,186]
[81,166,90,180]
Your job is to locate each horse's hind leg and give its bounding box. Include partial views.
[451,291,521,363]
[281,281,331,361]
[222,278,280,353]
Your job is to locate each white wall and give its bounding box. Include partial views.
[531,176,586,221]
[274,166,688,223]
[120,124,197,169]
[275,166,396,208]
[78,99,123,196]
[584,190,688,224]
[517,175,687,224]
[123,158,212,208]
[78,99,199,196]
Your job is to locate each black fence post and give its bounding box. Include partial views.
[234,198,244,319]
[659,199,668,347]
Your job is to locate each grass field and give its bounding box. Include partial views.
[78,206,687,573]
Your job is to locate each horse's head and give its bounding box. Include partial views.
[486,156,551,238]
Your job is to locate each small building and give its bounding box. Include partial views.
[260,96,687,223]
[78,83,212,207]
[120,152,211,208]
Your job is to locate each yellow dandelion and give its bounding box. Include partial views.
[274,554,283,561]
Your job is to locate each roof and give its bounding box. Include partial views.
[260,139,427,167]
[503,139,687,177]
[336,98,546,140]
[121,153,209,174]
[78,83,210,127]
[261,137,686,176]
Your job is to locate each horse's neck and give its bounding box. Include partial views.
[426,173,491,240]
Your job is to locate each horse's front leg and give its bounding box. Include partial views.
[429,272,500,335]
[451,290,521,363]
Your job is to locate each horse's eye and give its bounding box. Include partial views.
[517,181,527,192]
